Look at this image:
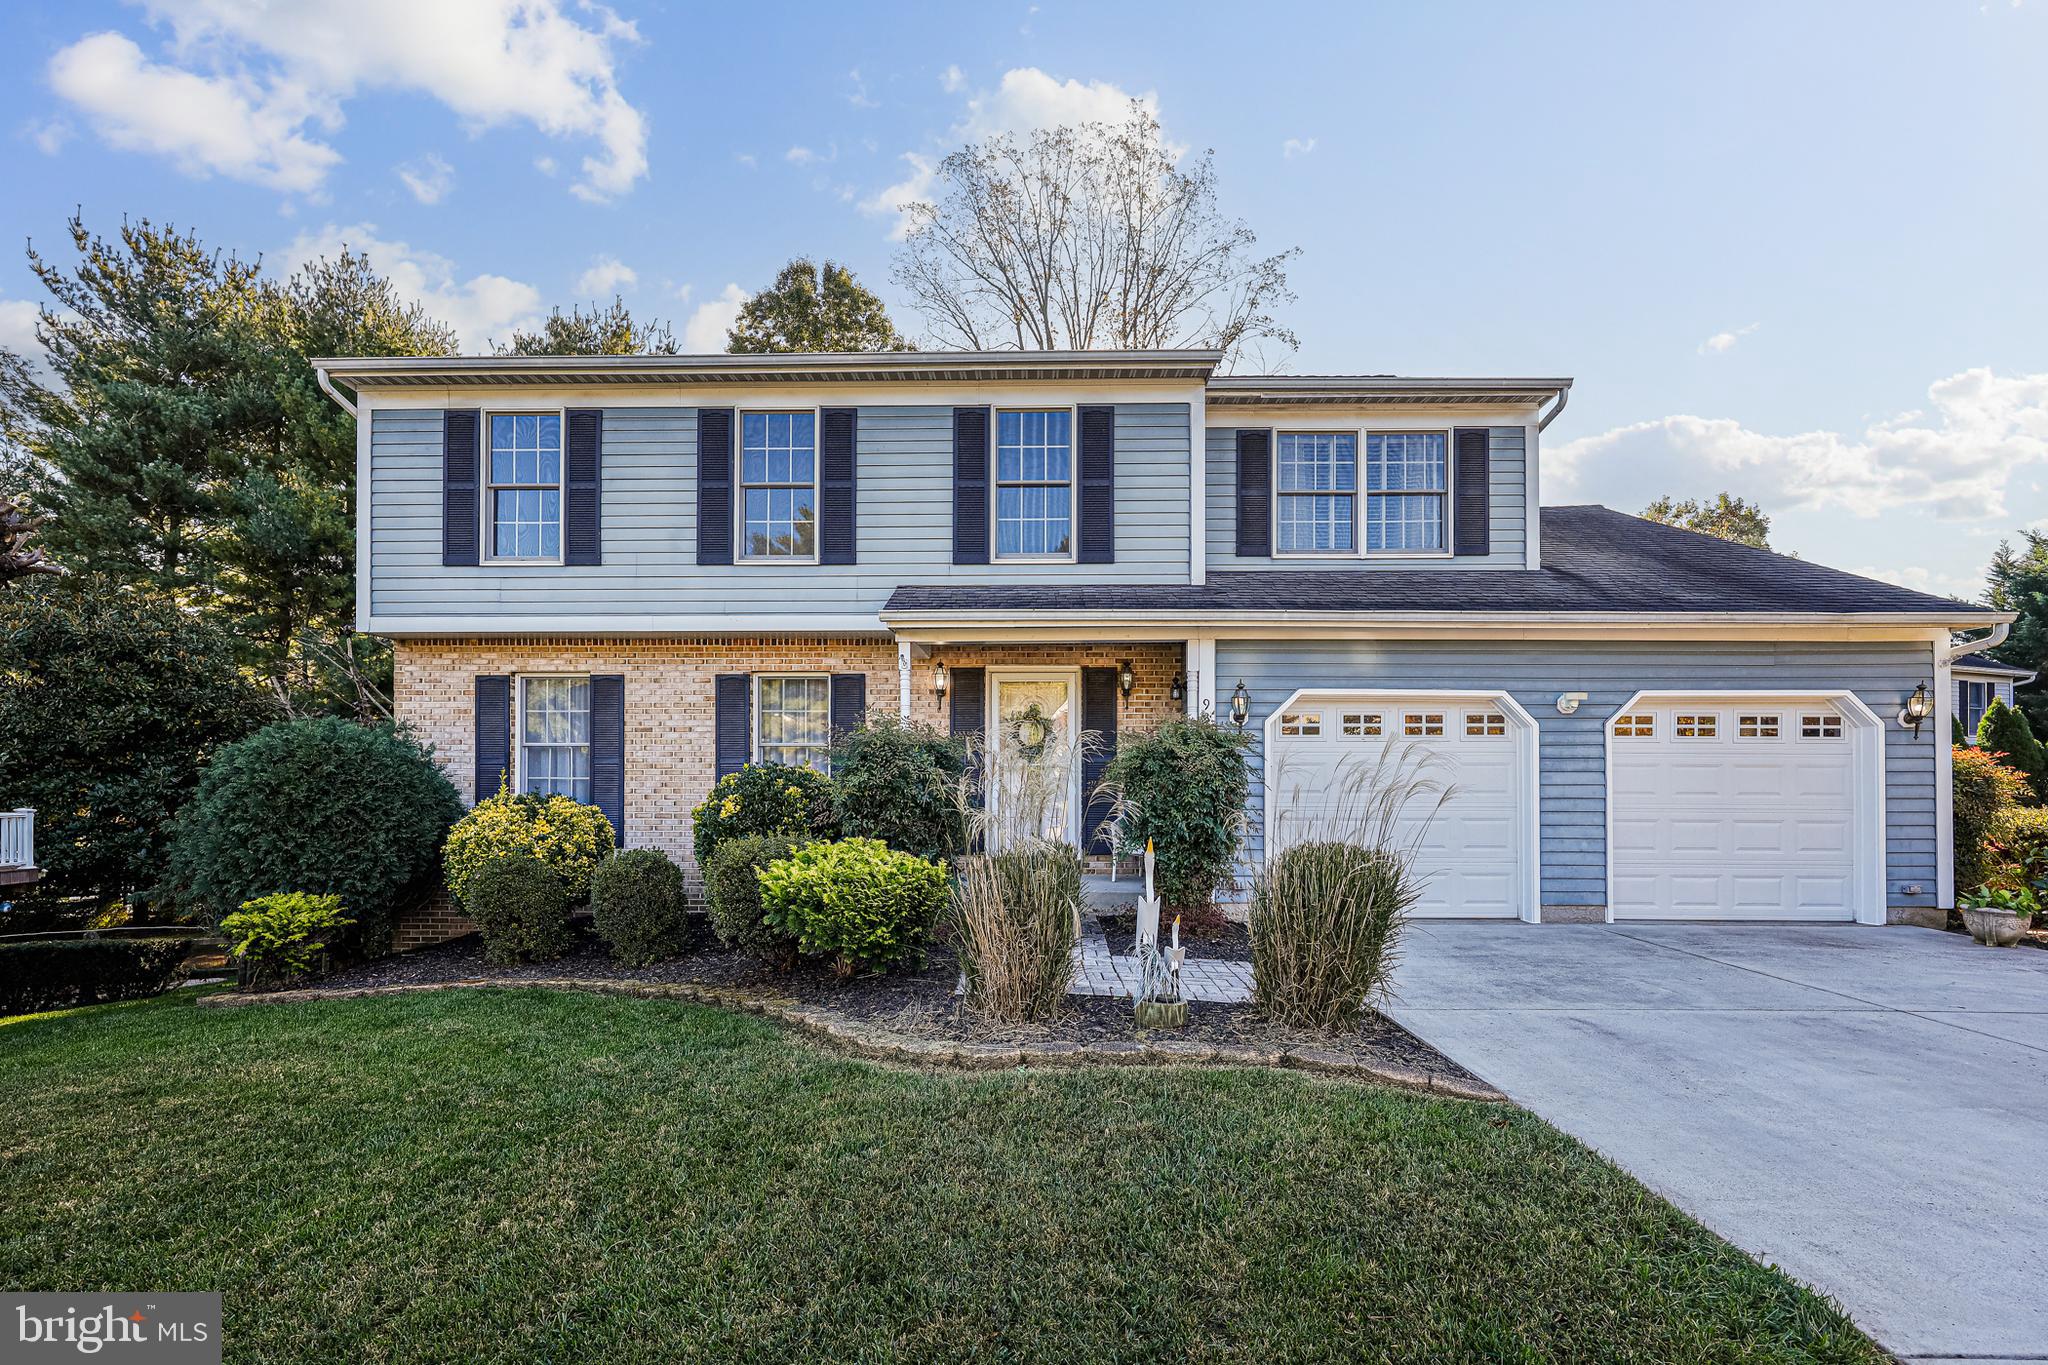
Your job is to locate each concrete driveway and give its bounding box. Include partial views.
[1384,922,2048,1365]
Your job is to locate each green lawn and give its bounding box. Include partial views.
[0,989,1878,1363]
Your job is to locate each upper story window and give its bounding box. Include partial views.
[995,410,1073,558]
[1276,433,1356,554]
[1959,680,1993,740]
[757,675,832,771]
[1364,432,1448,554]
[489,414,562,560]
[741,412,817,560]
[519,676,590,803]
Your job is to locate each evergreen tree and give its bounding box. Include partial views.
[500,297,679,355]
[728,259,909,353]
[1978,698,2046,801]
[1988,530,2048,732]
[1642,492,1774,550]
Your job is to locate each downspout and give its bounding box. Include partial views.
[1537,381,1571,432]
[1943,621,2010,664]
[314,366,358,419]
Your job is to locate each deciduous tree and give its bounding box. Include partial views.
[1642,492,1774,549]
[499,297,679,355]
[728,259,908,353]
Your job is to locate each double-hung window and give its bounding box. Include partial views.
[756,675,832,771]
[1364,432,1448,553]
[740,412,817,560]
[995,409,1072,558]
[519,676,590,802]
[488,414,563,560]
[1960,681,1993,740]
[1275,433,1356,553]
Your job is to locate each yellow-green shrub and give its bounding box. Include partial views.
[758,837,947,978]
[443,784,615,909]
[220,892,353,991]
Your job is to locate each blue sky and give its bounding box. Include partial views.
[2,0,2043,597]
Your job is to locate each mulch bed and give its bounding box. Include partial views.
[1096,912,1251,960]
[316,925,1479,1090]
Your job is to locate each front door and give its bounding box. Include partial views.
[987,671,1080,847]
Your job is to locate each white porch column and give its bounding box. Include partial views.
[896,639,913,722]
[1188,637,1217,719]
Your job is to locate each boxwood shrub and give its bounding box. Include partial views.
[444,788,615,911]
[829,717,968,861]
[0,938,191,1015]
[590,848,691,965]
[465,855,575,965]
[758,837,948,978]
[691,764,836,870]
[703,835,801,964]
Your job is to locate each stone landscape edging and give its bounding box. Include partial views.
[196,976,1506,1102]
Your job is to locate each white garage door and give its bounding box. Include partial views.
[1609,700,1861,921]
[1267,694,1530,918]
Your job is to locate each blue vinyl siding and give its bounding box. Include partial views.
[1216,638,1938,912]
[367,402,1190,622]
[1206,425,1526,569]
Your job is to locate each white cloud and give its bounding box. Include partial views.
[785,144,835,166]
[682,282,746,353]
[1548,367,2048,522]
[734,151,757,168]
[533,154,557,176]
[1282,136,1316,159]
[1851,564,1984,601]
[1698,322,1761,354]
[940,64,966,93]
[48,1,648,201]
[846,68,879,109]
[863,67,1161,238]
[575,254,636,297]
[396,151,454,204]
[672,282,694,304]
[26,117,72,155]
[0,298,39,356]
[277,222,541,351]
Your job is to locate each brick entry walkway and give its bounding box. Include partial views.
[1068,920,1252,1003]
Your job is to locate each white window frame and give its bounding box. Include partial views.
[1736,712,1782,740]
[1266,423,1457,561]
[736,408,822,565]
[991,405,1079,563]
[512,673,592,803]
[482,409,567,566]
[752,672,834,772]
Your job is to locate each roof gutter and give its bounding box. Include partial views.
[313,366,357,419]
[1944,621,2010,664]
[1537,380,1572,432]
[882,607,2012,631]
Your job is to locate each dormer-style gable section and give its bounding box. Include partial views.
[1201,375,1570,573]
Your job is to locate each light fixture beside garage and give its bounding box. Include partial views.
[1229,680,1250,729]
[1898,682,1932,737]
[1555,692,1588,715]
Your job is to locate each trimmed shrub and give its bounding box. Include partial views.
[703,835,801,963]
[219,892,352,992]
[1986,805,2048,891]
[0,938,190,1015]
[691,764,836,869]
[591,848,691,965]
[1954,745,2029,895]
[166,718,462,958]
[465,855,575,965]
[1980,699,2047,800]
[830,717,969,861]
[444,787,615,911]
[951,839,1081,1021]
[1250,841,1418,1029]
[758,838,948,978]
[1100,715,1252,920]
[1954,713,1969,747]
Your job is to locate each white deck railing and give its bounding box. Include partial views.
[0,810,34,870]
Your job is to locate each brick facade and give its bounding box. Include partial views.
[392,635,1189,948]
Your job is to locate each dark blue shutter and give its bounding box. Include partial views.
[1079,666,1118,854]
[1077,405,1115,564]
[715,673,751,779]
[819,407,858,565]
[443,410,481,566]
[589,674,625,841]
[473,675,511,803]
[1234,429,1271,558]
[952,407,991,565]
[564,409,602,566]
[1453,428,1490,557]
[830,673,866,741]
[697,408,735,566]
[949,666,987,810]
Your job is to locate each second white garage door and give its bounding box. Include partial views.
[1609,698,1868,921]
[1265,691,1534,919]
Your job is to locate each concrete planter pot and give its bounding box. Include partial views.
[1133,997,1189,1030]
[1962,906,2032,947]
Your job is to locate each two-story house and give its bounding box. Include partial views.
[314,348,2006,949]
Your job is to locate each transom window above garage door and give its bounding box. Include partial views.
[1402,711,1445,737]
[1801,712,1843,739]
[1465,711,1507,737]
[1341,711,1383,737]
[1674,713,1718,738]
[1737,713,1781,739]
[1278,710,1322,736]
[1614,713,1655,737]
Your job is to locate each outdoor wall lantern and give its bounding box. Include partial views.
[1117,659,1135,700]
[932,661,948,699]
[1899,682,1932,737]
[1169,672,1185,705]
[1229,680,1250,729]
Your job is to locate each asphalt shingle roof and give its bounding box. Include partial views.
[1952,652,2034,676]
[884,506,1996,619]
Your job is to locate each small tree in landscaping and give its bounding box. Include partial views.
[830,717,968,861]
[1101,715,1252,923]
[1955,745,2030,895]
[465,855,575,965]
[691,764,836,869]
[1978,699,2046,801]
[220,892,352,991]
[444,786,615,911]
[703,835,801,966]
[591,848,691,965]
[758,838,948,979]
[166,718,462,957]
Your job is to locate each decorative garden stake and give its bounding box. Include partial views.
[1133,841,1189,1028]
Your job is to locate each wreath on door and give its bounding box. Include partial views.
[1004,702,1056,759]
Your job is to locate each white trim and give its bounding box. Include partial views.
[512,673,594,802]
[480,407,569,567]
[735,407,823,566]
[1260,686,1542,923]
[1188,386,1206,586]
[985,667,1085,846]
[1190,637,1217,719]
[751,671,834,770]
[1937,642,1956,907]
[989,404,1080,565]
[355,394,374,633]
[1261,424,1456,562]
[1602,689,1888,926]
[1523,420,1542,570]
[896,640,913,722]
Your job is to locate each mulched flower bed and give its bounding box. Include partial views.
[1095,912,1251,960]
[315,925,1480,1090]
